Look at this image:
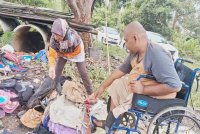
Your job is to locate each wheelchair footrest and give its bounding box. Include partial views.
[131,94,187,114]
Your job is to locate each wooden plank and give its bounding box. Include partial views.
[0,2,96,33]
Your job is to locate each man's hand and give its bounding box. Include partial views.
[129,80,144,94]
[87,92,98,104]
[87,88,104,103]
[49,66,56,79]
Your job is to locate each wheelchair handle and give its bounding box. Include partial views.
[136,74,156,81]
[179,58,193,64]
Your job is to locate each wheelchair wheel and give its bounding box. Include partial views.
[120,112,136,128]
[111,112,137,134]
[147,106,200,134]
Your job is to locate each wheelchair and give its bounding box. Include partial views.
[107,58,200,134]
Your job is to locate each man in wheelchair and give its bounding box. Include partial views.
[88,22,190,133]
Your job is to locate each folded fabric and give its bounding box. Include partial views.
[20,105,44,128]
[49,95,85,130]
[62,80,87,104]
[1,56,28,73]
[3,51,21,64]
[13,83,34,104]
[1,57,15,68]
[33,125,52,134]
[40,54,48,63]
[0,62,4,68]
[14,82,33,92]
[0,79,16,88]
[1,44,14,53]
[34,50,46,60]
[89,100,108,120]
[42,115,50,129]
[48,121,86,134]
[0,90,19,113]
[27,76,56,108]
[0,108,5,118]
[58,76,72,86]
[13,73,24,80]
[34,50,48,63]
[11,66,29,73]
[3,92,19,113]
[0,90,10,106]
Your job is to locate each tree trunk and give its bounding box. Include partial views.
[66,0,95,55]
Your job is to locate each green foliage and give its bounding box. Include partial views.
[92,4,121,30]
[0,27,3,34]
[172,0,200,38]
[172,31,200,61]
[92,0,200,62]
[4,0,69,11]
[92,0,176,37]
[48,0,70,12]
[5,0,49,7]
[120,6,137,26]
[189,76,200,110]
[0,32,15,46]
[190,91,200,110]
[93,41,128,60]
[133,0,175,37]
[89,65,109,98]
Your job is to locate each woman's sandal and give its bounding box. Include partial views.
[91,116,106,133]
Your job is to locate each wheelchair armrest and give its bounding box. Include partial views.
[181,81,189,88]
[176,58,194,64]
[136,74,156,81]
[131,94,187,114]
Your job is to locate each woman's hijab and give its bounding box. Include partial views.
[51,18,81,52]
[51,18,69,37]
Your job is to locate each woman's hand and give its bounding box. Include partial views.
[49,66,56,79]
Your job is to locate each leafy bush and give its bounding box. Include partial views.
[172,32,200,62]
[5,0,49,7]
[93,41,128,61]
[0,27,3,34]
[0,32,15,47]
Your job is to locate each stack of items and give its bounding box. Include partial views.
[0,45,48,119]
[18,80,88,134]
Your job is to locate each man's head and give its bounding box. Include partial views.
[124,22,148,53]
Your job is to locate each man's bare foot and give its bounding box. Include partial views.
[91,118,105,129]
[93,119,104,127]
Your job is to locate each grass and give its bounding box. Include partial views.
[190,91,200,110]
[185,62,200,110]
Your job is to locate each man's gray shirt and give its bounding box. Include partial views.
[119,43,181,89]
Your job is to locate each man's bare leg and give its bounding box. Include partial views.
[93,97,116,127]
[109,98,116,111]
